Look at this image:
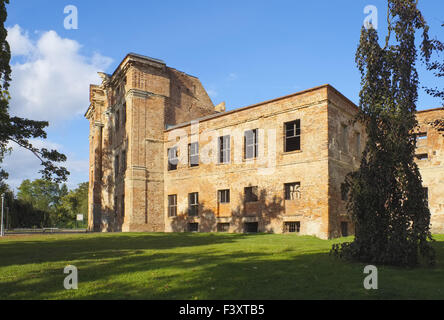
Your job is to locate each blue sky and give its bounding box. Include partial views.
[3,0,444,190]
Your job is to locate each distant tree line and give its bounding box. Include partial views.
[0,180,88,229]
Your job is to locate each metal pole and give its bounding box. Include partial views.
[1,194,4,237]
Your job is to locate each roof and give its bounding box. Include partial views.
[165,84,348,131]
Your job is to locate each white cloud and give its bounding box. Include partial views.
[7,24,113,123]
[7,25,34,56]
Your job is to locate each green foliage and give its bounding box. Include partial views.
[0,0,68,184]
[7,179,88,228]
[331,0,438,266]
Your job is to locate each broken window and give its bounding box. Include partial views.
[245,186,259,202]
[284,182,301,200]
[284,120,301,152]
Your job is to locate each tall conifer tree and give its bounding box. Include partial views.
[332,0,440,266]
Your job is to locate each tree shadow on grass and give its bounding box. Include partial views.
[0,232,249,268]
[1,235,444,300]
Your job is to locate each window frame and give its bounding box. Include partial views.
[188,192,199,216]
[168,147,178,171]
[168,194,177,217]
[218,135,231,164]
[244,129,258,159]
[188,142,199,167]
[284,182,301,200]
[218,189,230,204]
[284,221,301,233]
[284,120,301,152]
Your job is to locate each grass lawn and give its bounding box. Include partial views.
[0,232,444,300]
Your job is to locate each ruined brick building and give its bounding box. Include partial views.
[85,53,444,239]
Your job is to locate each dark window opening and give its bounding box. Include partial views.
[188,223,198,232]
[188,192,199,216]
[416,132,427,140]
[244,129,258,159]
[245,186,258,202]
[114,155,119,179]
[168,195,177,217]
[284,182,301,200]
[244,222,258,233]
[341,222,348,237]
[415,153,428,160]
[217,223,230,232]
[284,221,300,233]
[423,187,429,208]
[284,120,301,152]
[189,142,199,167]
[218,189,230,203]
[121,151,126,174]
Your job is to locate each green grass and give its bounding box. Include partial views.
[1,232,444,299]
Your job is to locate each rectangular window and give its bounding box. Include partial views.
[114,196,118,215]
[244,129,258,159]
[219,135,231,163]
[341,222,348,237]
[423,187,429,208]
[284,221,300,233]
[415,153,428,160]
[188,142,199,167]
[218,189,230,203]
[121,150,126,174]
[114,155,119,179]
[284,120,301,152]
[168,195,177,217]
[116,110,120,131]
[168,147,178,171]
[416,132,427,140]
[121,195,125,218]
[188,192,199,216]
[122,102,126,125]
[217,223,230,232]
[244,222,258,233]
[245,186,258,202]
[356,132,361,155]
[284,182,301,200]
[188,223,199,232]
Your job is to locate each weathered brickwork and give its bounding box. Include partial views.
[86,53,444,239]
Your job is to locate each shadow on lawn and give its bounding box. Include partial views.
[0,232,248,268]
[1,234,444,300]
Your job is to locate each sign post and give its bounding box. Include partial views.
[1,194,4,237]
[76,214,84,229]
